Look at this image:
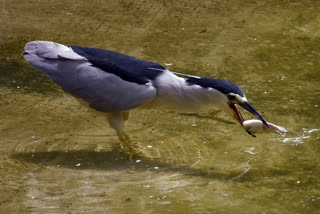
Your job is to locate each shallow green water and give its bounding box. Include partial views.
[1,0,320,213]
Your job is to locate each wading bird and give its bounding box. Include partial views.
[23,41,269,160]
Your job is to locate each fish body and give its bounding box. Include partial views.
[243,119,287,134]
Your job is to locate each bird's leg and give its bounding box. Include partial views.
[182,110,221,118]
[107,112,126,152]
[118,112,143,152]
[116,130,158,163]
[107,112,138,153]
[208,109,222,116]
[116,131,136,163]
[107,112,158,163]
[206,110,235,124]
[182,110,235,124]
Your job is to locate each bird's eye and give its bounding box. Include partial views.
[228,95,236,101]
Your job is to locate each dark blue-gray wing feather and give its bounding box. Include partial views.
[71,46,165,85]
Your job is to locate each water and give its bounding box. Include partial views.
[1,0,320,213]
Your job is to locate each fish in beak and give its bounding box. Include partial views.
[229,102,269,137]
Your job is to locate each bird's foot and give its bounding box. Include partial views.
[119,143,126,153]
[118,133,159,163]
[122,144,160,163]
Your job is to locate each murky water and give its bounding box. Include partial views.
[1,0,320,213]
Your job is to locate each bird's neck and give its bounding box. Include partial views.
[146,71,229,112]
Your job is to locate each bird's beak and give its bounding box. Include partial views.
[238,101,269,128]
[229,101,269,137]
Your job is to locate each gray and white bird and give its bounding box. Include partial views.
[23,41,269,159]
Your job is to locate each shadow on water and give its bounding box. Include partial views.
[0,62,61,95]
[10,150,241,181]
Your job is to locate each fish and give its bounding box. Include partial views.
[243,119,287,135]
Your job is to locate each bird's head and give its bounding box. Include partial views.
[186,77,269,136]
[219,81,269,137]
[226,92,269,132]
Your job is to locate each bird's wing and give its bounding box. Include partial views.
[70,46,166,85]
[23,41,158,112]
[70,64,157,112]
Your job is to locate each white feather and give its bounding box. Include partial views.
[144,70,229,112]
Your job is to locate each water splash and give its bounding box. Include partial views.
[271,128,318,145]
